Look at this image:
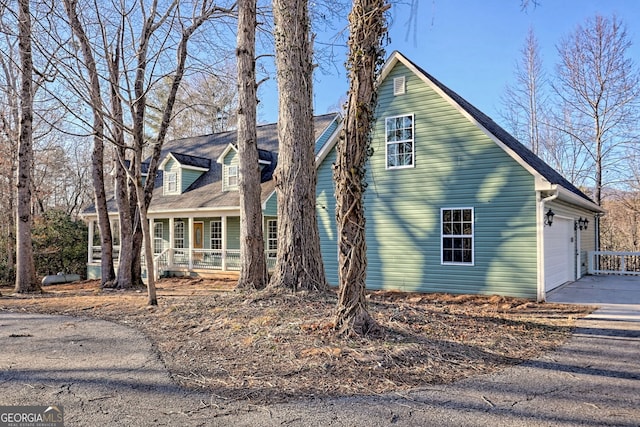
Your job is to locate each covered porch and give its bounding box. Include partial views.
[86,213,277,280]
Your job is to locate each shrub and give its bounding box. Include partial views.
[32,210,88,278]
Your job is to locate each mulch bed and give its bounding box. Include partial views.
[0,277,593,403]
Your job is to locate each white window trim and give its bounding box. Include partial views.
[440,207,475,266]
[210,220,222,251]
[385,113,415,170]
[153,222,164,254]
[227,165,238,188]
[174,221,185,249]
[267,219,277,258]
[165,171,178,194]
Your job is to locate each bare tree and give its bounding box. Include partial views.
[129,1,235,305]
[0,33,20,284]
[14,0,40,292]
[236,0,267,290]
[502,27,547,155]
[63,0,116,286]
[269,0,327,292]
[333,0,388,336]
[147,72,238,140]
[554,14,640,206]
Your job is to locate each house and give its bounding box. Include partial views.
[82,113,342,280]
[83,51,604,301]
[316,51,604,301]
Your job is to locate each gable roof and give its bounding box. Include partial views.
[82,113,341,216]
[380,51,603,213]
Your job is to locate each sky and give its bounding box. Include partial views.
[256,0,640,128]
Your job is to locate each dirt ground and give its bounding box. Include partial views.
[0,277,593,404]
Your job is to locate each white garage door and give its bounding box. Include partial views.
[544,217,575,292]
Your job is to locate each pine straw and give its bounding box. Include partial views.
[0,277,593,403]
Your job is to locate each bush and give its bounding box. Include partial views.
[32,210,88,278]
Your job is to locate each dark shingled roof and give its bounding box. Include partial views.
[169,152,211,170]
[83,113,340,215]
[398,52,595,205]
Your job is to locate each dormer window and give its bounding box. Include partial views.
[159,152,210,196]
[166,172,178,193]
[227,165,238,187]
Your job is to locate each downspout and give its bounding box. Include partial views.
[536,189,558,302]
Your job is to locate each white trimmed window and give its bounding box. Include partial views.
[174,221,184,249]
[441,208,474,265]
[210,220,222,250]
[386,114,414,169]
[227,165,238,188]
[267,219,277,258]
[153,222,164,254]
[166,172,178,193]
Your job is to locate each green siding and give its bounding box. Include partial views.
[227,216,240,249]
[263,192,277,216]
[87,264,100,280]
[182,169,203,192]
[317,148,339,285]
[317,61,539,298]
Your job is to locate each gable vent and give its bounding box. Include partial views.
[393,76,406,95]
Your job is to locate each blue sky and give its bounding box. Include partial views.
[257,0,640,128]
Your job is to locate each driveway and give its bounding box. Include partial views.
[1,275,639,426]
[548,274,640,321]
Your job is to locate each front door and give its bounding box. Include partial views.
[193,222,204,261]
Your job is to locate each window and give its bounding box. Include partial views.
[441,208,474,265]
[153,222,164,254]
[166,172,177,193]
[174,221,184,249]
[267,219,277,258]
[386,114,414,169]
[393,76,405,95]
[210,220,222,250]
[227,165,238,187]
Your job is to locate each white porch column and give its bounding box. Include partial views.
[221,215,227,271]
[188,217,194,270]
[87,220,94,263]
[148,218,154,280]
[169,217,175,267]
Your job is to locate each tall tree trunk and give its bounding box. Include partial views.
[63,0,115,287]
[15,0,39,293]
[108,42,135,289]
[334,0,389,336]
[130,183,143,286]
[236,0,267,290]
[269,0,327,292]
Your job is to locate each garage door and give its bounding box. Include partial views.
[544,217,574,291]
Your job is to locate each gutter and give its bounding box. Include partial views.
[536,188,558,302]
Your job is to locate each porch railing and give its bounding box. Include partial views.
[588,251,640,275]
[93,246,277,275]
[90,245,120,263]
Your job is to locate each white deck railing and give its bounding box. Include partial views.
[92,246,276,274]
[588,251,640,275]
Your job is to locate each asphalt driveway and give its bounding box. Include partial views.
[1,275,639,426]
